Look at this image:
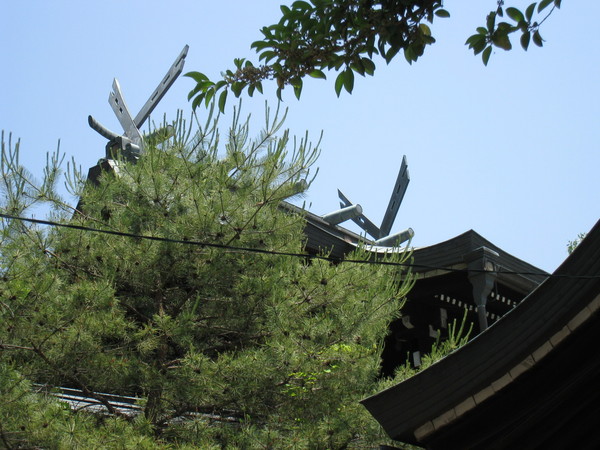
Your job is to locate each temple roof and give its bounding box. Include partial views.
[361,219,600,449]
[285,202,546,292]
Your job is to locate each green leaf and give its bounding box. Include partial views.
[204,87,215,107]
[184,71,208,83]
[477,27,488,35]
[538,0,553,12]
[259,51,277,63]
[506,7,524,23]
[350,59,365,76]
[250,40,270,51]
[187,84,202,101]
[403,46,415,63]
[466,34,487,55]
[293,78,303,100]
[435,9,450,18]
[231,82,244,97]
[218,89,228,113]
[233,58,245,69]
[493,34,512,51]
[482,46,492,66]
[526,3,537,21]
[466,34,483,47]
[419,23,431,36]
[486,12,496,32]
[191,93,204,111]
[292,0,312,11]
[308,69,326,79]
[343,68,354,93]
[334,71,344,97]
[533,30,543,47]
[521,31,531,50]
[362,58,376,76]
[385,44,401,63]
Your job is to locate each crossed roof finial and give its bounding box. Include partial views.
[88,45,189,161]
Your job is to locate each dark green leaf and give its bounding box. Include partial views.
[343,68,354,93]
[204,88,215,107]
[308,69,326,79]
[292,0,312,11]
[385,44,401,64]
[293,78,303,100]
[334,71,344,97]
[218,89,228,113]
[506,7,524,23]
[538,0,553,12]
[492,33,512,50]
[187,84,202,101]
[184,71,208,83]
[191,93,204,111]
[533,30,543,47]
[362,58,376,76]
[482,46,492,66]
[497,21,515,32]
[419,23,431,36]
[477,27,488,35]
[403,46,415,63]
[255,82,263,94]
[486,12,496,32]
[435,9,450,18]
[259,51,277,63]
[526,3,537,21]
[466,34,484,47]
[251,40,270,51]
[350,59,365,76]
[231,82,243,97]
[521,31,531,50]
[467,35,487,55]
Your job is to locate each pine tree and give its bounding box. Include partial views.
[1,105,413,447]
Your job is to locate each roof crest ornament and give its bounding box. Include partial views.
[88,45,189,161]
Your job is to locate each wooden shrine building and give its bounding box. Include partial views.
[361,218,600,449]
[289,203,548,374]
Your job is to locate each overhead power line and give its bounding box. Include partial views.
[1,213,597,280]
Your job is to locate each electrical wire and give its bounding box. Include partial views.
[1,213,598,280]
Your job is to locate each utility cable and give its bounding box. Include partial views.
[1,213,598,280]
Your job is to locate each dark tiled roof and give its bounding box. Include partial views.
[361,219,600,449]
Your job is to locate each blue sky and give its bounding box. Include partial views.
[1,1,598,273]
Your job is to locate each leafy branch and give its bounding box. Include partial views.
[187,1,563,112]
[466,0,562,65]
[187,0,449,112]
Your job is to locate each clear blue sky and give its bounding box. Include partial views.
[1,1,598,273]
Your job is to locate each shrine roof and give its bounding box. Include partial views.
[361,218,600,449]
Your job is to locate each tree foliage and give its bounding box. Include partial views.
[0,106,414,447]
[466,0,562,66]
[567,232,587,254]
[187,0,563,112]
